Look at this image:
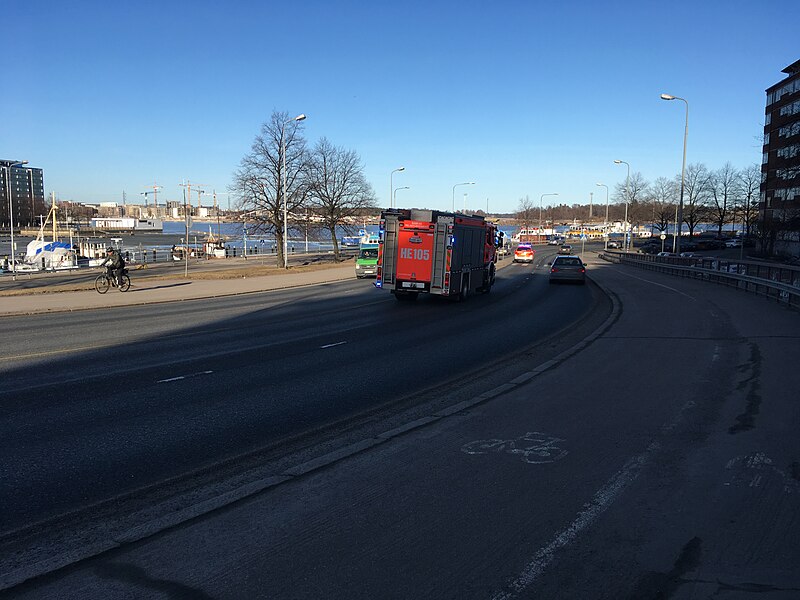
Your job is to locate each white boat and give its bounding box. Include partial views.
[22,194,78,271]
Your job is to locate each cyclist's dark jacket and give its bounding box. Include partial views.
[102,250,124,269]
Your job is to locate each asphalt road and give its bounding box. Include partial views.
[4,254,799,599]
[0,250,595,531]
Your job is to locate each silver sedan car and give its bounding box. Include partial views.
[549,255,586,284]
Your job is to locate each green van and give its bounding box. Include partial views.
[355,243,379,278]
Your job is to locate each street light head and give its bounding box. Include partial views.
[294,114,306,121]
[595,182,604,187]
[613,159,622,164]
[468,182,475,185]
[660,93,675,101]
[398,167,405,172]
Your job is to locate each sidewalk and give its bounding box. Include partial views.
[0,264,356,317]
[1,253,519,317]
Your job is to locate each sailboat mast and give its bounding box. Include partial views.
[51,192,57,242]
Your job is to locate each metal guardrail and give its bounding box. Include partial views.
[600,250,800,309]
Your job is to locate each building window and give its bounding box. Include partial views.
[766,112,772,125]
[763,152,769,164]
[777,144,800,159]
[764,132,770,145]
[778,120,800,139]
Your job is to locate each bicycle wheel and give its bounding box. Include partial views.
[95,274,110,294]
[118,274,131,292]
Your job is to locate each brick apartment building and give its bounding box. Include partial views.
[760,59,800,257]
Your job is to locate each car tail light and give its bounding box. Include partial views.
[551,268,557,273]
[580,268,585,273]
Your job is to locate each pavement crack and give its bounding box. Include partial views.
[729,342,762,434]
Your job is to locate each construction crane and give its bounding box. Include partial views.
[178,181,208,214]
[140,183,162,214]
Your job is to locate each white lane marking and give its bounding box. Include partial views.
[614,270,696,300]
[320,341,347,349]
[712,344,721,362]
[492,440,661,600]
[157,370,213,384]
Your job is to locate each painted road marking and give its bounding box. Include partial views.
[320,341,347,349]
[712,344,721,362]
[462,432,568,465]
[157,370,213,384]
[615,270,696,300]
[492,439,661,600]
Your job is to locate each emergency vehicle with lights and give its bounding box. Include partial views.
[376,208,501,301]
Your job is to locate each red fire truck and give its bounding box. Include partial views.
[376,208,501,301]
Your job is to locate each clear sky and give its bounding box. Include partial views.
[2,0,796,213]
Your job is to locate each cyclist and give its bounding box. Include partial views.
[100,247,125,287]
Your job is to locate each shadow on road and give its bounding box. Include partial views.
[94,562,216,600]
[130,282,194,292]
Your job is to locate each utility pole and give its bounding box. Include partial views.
[589,192,593,220]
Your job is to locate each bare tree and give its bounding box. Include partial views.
[707,162,738,236]
[614,172,648,242]
[306,137,377,261]
[649,176,677,233]
[231,111,310,268]
[516,195,536,230]
[736,164,761,238]
[679,163,711,236]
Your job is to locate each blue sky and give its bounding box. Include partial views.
[2,0,796,213]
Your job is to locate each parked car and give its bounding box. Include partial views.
[513,243,535,263]
[549,255,586,284]
[558,244,573,255]
[657,252,679,257]
[680,252,701,258]
[725,238,742,248]
[607,240,622,249]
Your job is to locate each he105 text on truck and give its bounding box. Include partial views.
[376,208,503,301]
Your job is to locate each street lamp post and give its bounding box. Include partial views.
[390,167,405,209]
[539,193,558,237]
[661,93,689,254]
[282,113,306,269]
[596,183,609,250]
[614,160,631,252]
[393,186,410,207]
[3,160,28,281]
[452,182,475,212]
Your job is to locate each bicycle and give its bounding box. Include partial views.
[95,268,131,293]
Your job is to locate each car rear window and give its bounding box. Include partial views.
[556,257,582,266]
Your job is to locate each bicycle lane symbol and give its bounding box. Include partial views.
[461,432,568,464]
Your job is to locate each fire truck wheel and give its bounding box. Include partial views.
[459,278,470,301]
[481,265,496,293]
